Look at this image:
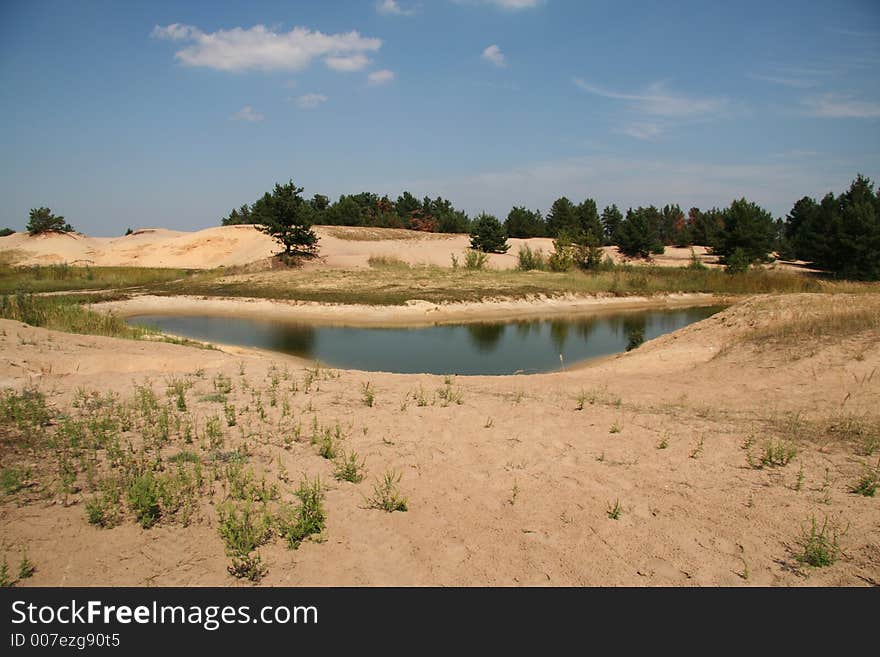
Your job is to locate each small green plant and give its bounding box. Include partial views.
[1,467,29,496]
[334,451,366,483]
[609,421,622,434]
[0,558,10,587]
[369,470,408,512]
[217,502,270,581]
[508,480,519,505]
[849,458,879,497]
[18,553,35,580]
[796,516,847,567]
[463,249,489,270]
[575,390,586,411]
[657,436,669,450]
[224,402,236,427]
[794,462,805,491]
[689,436,705,459]
[127,472,161,529]
[760,440,797,467]
[517,245,546,271]
[606,499,622,520]
[361,381,375,407]
[278,477,326,549]
[213,372,233,394]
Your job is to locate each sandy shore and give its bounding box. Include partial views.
[92,292,728,327]
[1,293,878,586]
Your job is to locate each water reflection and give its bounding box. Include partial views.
[130,306,723,376]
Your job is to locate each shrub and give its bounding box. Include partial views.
[796,516,846,567]
[516,245,546,271]
[463,249,488,270]
[26,207,73,235]
[547,235,575,272]
[469,213,509,253]
[725,248,751,274]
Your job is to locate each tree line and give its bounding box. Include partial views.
[222,174,879,280]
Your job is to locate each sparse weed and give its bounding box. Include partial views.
[369,470,408,512]
[361,382,375,407]
[606,499,622,520]
[334,451,366,483]
[796,516,847,567]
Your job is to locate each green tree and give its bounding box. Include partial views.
[505,206,546,238]
[714,198,776,264]
[574,198,603,243]
[660,204,686,246]
[546,197,576,237]
[784,196,823,263]
[470,213,509,253]
[256,181,319,256]
[616,206,664,258]
[601,204,623,245]
[26,207,73,235]
[0,228,14,237]
[689,207,724,247]
[818,175,880,280]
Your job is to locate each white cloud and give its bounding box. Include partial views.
[803,94,880,119]
[325,54,370,72]
[296,93,328,109]
[619,123,664,141]
[368,69,396,85]
[377,0,415,15]
[749,73,816,89]
[151,23,382,72]
[231,106,264,122]
[455,0,543,9]
[573,78,727,118]
[481,44,506,67]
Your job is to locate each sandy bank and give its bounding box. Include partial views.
[92,292,728,327]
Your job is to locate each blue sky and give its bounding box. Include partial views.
[1,0,879,235]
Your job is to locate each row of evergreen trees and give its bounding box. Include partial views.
[223,174,880,280]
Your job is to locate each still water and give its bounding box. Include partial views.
[130,306,722,375]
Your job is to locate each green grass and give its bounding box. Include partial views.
[0,292,155,339]
[142,262,875,306]
[0,261,192,295]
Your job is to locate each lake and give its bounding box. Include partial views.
[130,306,723,375]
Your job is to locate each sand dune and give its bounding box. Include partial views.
[1,294,877,586]
[0,225,719,270]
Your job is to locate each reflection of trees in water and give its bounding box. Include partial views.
[466,322,506,352]
[266,323,317,356]
[549,320,570,352]
[514,320,539,338]
[622,314,647,351]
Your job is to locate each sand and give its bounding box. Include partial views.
[1,293,878,586]
[0,225,722,270]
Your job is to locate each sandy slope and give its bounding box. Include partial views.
[0,225,719,270]
[1,294,878,586]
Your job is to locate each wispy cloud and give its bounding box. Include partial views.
[619,123,664,141]
[573,79,727,118]
[367,69,396,85]
[230,106,263,122]
[456,0,544,9]
[481,44,506,67]
[804,94,880,119]
[377,0,416,15]
[151,23,382,73]
[749,73,816,89]
[325,54,370,72]
[295,93,328,109]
